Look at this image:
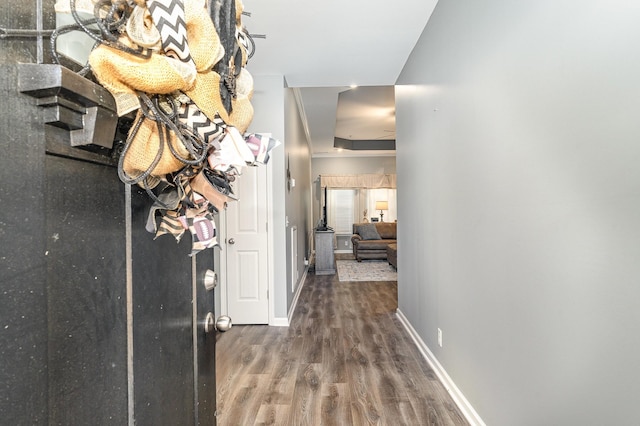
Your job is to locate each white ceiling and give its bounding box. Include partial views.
[241,0,439,157]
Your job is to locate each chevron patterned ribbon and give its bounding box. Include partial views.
[146,0,193,64]
[237,27,250,55]
[177,101,226,150]
[148,166,197,242]
[156,209,187,242]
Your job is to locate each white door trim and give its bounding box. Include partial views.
[218,209,228,317]
[266,160,278,326]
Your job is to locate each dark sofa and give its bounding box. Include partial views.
[351,222,397,262]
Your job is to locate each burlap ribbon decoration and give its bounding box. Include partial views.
[86,0,267,255]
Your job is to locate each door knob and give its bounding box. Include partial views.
[215,315,232,332]
[204,313,232,333]
[204,312,215,333]
[228,238,235,245]
[203,269,217,291]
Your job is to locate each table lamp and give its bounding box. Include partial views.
[375,201,388,222]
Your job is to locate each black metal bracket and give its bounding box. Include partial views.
[18,63,119,155]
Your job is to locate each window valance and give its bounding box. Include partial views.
[319,174,396,189]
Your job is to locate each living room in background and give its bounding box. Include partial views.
[327,188,397,252]
[319,174,397,253]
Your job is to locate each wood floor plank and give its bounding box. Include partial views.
[382,400,420,426]
[321,327,347,384]
[216,257,469,426]
[262,357,298,405]
[301,322,324,364]
[254,404,290,426]
[217,374,271,426]
[346,350,385,425]
[320,383,352,426]
[289,363,323,426]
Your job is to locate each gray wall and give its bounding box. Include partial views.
[241,77,313,320]
[246,75,288,320]
[284,88,313,306]
[396,1,640,425]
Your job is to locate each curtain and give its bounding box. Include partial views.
[320,174,396,189]
[328,189,357,233]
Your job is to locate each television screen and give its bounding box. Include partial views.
[317,186,332,231]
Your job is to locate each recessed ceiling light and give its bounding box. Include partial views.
[350,84,358,89]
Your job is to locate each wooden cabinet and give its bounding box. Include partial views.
[315,230,336,275]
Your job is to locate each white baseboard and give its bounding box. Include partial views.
[274,265,309,327]
[396,309,486,426]
[270,317,289,327]
[288,266,308,322]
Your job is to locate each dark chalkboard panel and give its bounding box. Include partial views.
[1,39,218,426]
[45,153,128,425]
[1,0,220,421]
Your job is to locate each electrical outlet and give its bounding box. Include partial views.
[438,328,443,347]
[344,241,348,246]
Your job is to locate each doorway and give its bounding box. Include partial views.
[219,165,270,324]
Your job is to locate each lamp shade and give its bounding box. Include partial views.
[375,201,388,211]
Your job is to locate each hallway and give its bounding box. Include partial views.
[216,269,469,425]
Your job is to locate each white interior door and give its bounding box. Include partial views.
[224,165,269,324]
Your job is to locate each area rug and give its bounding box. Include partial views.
[336,260,397,282]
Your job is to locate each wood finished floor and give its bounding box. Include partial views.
[216,264,469,426]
